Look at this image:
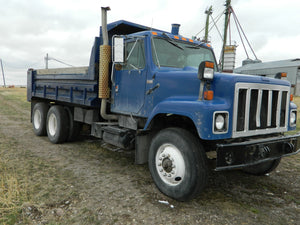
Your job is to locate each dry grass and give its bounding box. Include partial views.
[0,87,299,224]
[0,159,29,224]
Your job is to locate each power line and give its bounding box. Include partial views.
[231,8,249,59]
[194,10,224,38]
[209,13,224,41]
[45,53,74,69]
[231,7,258,60]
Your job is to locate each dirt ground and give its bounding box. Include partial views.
[0,87,299,224]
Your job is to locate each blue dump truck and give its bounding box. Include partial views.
[27,8,300,201]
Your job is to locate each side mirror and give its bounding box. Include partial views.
[198,61,214,81]
[113,36,124,63]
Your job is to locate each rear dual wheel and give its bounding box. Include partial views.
[32,102,49,136]
[64,107,82,142]
[32,103,81,143]
[46,105,69,144]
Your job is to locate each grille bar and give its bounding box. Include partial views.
[244,89,251,131]
[233,83,290,138]
[276,91,282,128]
[256,89,262,128]
[267,91,272,126]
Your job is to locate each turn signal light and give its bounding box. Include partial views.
[204,90,214,100]
[290,94,293,101]
[205,61,214,69]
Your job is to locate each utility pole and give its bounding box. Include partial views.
[204,6,213,43]
[0,59,6,88]
[221,0,231,71]
[45,53,49,69]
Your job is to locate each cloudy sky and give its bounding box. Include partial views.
[0,0,300,85]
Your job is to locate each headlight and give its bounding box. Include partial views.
[290,110,297,126]
[213,112,229,133]
[198,61,214,81]
[215,115,225,130]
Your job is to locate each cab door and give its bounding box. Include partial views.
[111,38,147,115]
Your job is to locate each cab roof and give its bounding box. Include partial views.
[100,20,211,48]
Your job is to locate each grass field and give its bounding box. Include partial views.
[0,87,300,224]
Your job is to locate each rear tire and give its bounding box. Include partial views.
[148,128,208,201]
[242,158,281,175]
[46,105,68,144]
[65,107,82,142]
[32,102,49,136]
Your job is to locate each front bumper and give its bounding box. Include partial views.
[215,133,300,171]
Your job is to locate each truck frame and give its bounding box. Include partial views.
[27,8,300,201]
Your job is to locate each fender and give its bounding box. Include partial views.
[143,97,233,140]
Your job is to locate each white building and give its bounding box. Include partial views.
[234,58,300,96]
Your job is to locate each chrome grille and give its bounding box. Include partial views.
[233,83,290,138]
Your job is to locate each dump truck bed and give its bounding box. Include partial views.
[27,66,101,107]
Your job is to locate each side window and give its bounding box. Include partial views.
[123,39,145,70]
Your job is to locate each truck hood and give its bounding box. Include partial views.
[214,72,291,87]
[152,70,291,103]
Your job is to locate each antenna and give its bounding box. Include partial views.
[0,59,6,88]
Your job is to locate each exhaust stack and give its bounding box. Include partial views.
[171,24,180,35]
[99,7,118,121]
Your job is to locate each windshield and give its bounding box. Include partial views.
[151,37,217,70]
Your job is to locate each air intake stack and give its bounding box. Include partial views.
[171,24,180,35]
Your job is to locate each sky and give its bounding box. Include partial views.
[0,0,300,85]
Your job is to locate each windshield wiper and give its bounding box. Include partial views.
[186,46,200,49]
[186,44,205,49]
[162,33,184,50]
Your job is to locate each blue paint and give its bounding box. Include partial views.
[28,20,297,141]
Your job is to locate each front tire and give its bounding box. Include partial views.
[148,128,208,201]
[46,105,68,144]
[242,158,281,175]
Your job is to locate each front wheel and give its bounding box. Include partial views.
[242,158,281,175]
[148,128,208,201]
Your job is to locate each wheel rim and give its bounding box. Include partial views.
[33,110,42,130]
[155,143,185,186]
[48,113,57,136]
